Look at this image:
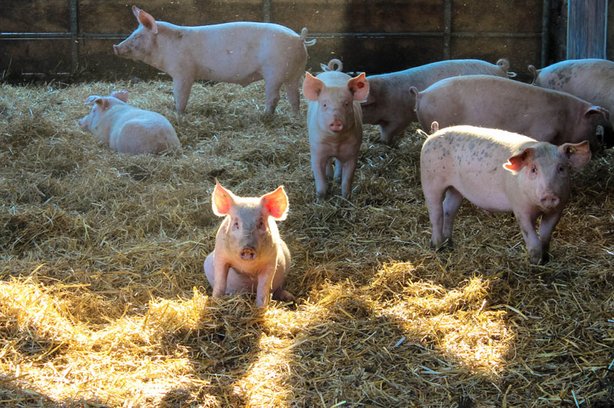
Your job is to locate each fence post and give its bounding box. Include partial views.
[566,0,607,59]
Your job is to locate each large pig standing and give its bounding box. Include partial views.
[420,125,591,265]
[303,61,370,200]
[78,90,180,155]
[362,58,512,145]
[204,182,294,308]
[413,75,613,152]
[113,6,315,115]
[529,59,614,128]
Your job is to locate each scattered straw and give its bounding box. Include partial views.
[0,79,613,406]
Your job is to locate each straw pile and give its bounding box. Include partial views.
[0,78,613,407]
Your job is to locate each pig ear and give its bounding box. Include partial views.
[303,72,324,101]
[84,95,101,106]
[111,90,129,102]
[585,105,610,121]
[134,7,158,34]
[260,186,289,221]
[211,182,236,216]
[559,141,591,169]
[348,72,369,102]
[503,147,535,173]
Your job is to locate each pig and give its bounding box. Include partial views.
[78,90,181,155]
[113,6,315,116]
[361,58,513,145]
[303,61,370,200]
[203,181,294,308]
[412,75,614,152]
[420,125,591,264]
[529,59,614,129]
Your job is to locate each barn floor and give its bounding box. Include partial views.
[0,79,613,407]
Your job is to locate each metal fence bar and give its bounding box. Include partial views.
[70,0,78,73]
[443,0,452,59]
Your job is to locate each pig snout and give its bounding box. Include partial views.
[330,119,344,132]
[539,193,560,210]
[112,44,123,56]
[240,247,257,261]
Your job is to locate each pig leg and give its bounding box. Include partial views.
[263,77,283,115]
[172,77,194,114]
[210,252,231,297]
[340,159,357,199]
[424,186,447,249]
[442,187,463,246]
[333,158,342,182]
[271,244,295,302]
[311,153,329,200]
[380,120,408,145]
[284,76,302,116]
[514,211,542,264]
[255,266,276,308]
[538,210,563,264]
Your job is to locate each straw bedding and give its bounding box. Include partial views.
[0,78,612,407]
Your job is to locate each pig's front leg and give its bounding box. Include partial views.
[515,211,542,265]
[311,152,329,200]
[172,77,194,114]
[255,266,276,308]
[379,120,407,146]
[212,255,230,298]
[538,210,563,264]
[339,159,356,199]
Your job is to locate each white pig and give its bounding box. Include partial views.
[78,90,180,155]
[420,125,591,265]
[529,59,614,129]
[113,6,315,115]
[203,182,294,308]
[413,75,613,152]
[362,58,512,145]
[303,62,370,200]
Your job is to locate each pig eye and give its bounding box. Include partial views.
[322,102,328,108]
[257,219,265,230]
[530,165,538,174]
[233,220,239,229]
[558,165,566,173]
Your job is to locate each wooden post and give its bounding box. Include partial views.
[566,0,607,59]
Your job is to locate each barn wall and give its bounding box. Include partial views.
[0,0,589,82]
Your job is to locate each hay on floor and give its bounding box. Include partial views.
[0,79,613,407]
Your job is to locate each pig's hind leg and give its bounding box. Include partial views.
[263,75,283,115]
[423,185,448,249]
[441,187,463,247]
[284,75,302,116]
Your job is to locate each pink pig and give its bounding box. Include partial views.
[412,75,613,152]
[420,125,591,264]
[303,61,370,200]
[362,58,512,145]
[113,6,315,115]
[203,182,294,308]
[529,59,614,130]
[78,90,180,155]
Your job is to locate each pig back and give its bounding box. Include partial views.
[363,59,510,125]
[534,59,614,122]
[421,126,537,211]
[415,75,602,145]
[108,106,179,154]
[169,22,308,84]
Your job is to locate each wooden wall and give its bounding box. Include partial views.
[0,0,575,82]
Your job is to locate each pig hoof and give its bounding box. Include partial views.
[272,288,295,303]
[431,238,453,251]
